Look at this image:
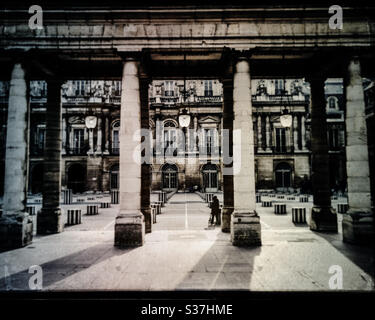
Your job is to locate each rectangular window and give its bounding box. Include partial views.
[275,80,285,95]
[164,129,177,155]
[73,129,85,153]
[328,128,339,149]
[204,80,213,97]
[275,128,287,153]
[165,81,174,97]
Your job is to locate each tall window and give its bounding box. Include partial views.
[110,164,119,190]
[112,121,120,154]
[275,128,287,153]
[36,127,45,150]
[73,129,85,153]
[75,81,86,96]
[275,79,285,95]
[204,80,213,97]
[164,81,174,96]
[328,96,338,109]
[328,127,339,149]
[163,121,177,155]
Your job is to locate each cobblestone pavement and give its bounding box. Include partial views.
[0,192,373,291]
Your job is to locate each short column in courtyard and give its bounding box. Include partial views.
[114,57,145,247]
[342,57,374,244]
[308,74,337,232]
[0,63,33,249]
[230,56,261,246]
[37,80,64,234]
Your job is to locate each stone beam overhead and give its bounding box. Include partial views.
[1,6,374,54]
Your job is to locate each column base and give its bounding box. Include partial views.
[37,208,64,234]
[141,207,152,234]
[0,213,33,250]
[114,212,145,248]
[342,211,374,245]
[310,206,338,232]
[231,211,262,246]
[221,206,233,233]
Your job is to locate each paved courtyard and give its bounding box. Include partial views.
[0,193,374,291]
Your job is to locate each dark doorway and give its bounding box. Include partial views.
[67,163,86,193]
[30,163,44,194]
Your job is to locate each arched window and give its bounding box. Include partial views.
[327,96,338,109]
[202,164,218,192]
[162,164,178,190]
[112,120,120,154]
[163,120,178,156]
[275,162,292,189]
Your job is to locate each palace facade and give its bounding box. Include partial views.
[0,77,351,195]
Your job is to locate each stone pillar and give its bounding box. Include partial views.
[265,115,271,152]
[37,80,64,234]
[88,129,94,155]
[140,75,152,234]
[257,115,262,152]
[293,115,299,152]
[103,116,109,154]
[114,58,145,247]
[301,115,307,151]
[0,63,33,249]
[95,117,102,155]
[231,57,261,246]
[221,76,234,233]
[62,115,67,155]
[308,75,337,232]
[193,116,198,152]
[342,57,374,244]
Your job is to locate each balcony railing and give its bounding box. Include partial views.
[66,146,89,155]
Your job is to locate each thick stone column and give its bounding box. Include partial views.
[0,63,33,249]
[231,57,261,246]
[37,80,64,234]
[308,75,337,232]
[221,76,234,233]
[342,57,374,244]
[140,75,152,234]
[114,58,145,247]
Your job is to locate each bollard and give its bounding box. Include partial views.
[111,190,119,204]
[256,195,262,203]
[261,201,273,207]
[87,205,99,215]
[66,209,81,225]
[100,202,110,208]
[274,203,287,214]
[63,189,73,204]
[292,207,306,223]
[337,203,348,214]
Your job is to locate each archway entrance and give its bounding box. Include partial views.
[202,163,218,192]
[162,164,178,191]
[275,162,292,191]
[67,163,86,193]
[30,163,44,194]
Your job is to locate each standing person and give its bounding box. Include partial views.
[210,196,220,226]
